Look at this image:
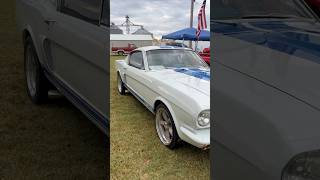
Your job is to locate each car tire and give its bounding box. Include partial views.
[118,51,124,56]
[155,104,180,149]
[117,73,126,95]
[24,36,50,104]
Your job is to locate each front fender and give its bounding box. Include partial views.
[153,97,189,137]
[153,97,177,122]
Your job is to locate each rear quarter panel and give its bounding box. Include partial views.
[16,0,53,66]
[116,59,127,80]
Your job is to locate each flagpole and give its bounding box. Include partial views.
[189,0,194,49]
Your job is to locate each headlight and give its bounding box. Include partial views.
[197,110,210,127]
[282,150,320,180]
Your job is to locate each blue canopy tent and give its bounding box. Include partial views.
[162,28,210,41]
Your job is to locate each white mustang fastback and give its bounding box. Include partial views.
[116,46,210,149]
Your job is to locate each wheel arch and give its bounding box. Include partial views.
[153,97,178,125]
[153,97,184,140]
[21,25,44,66]
[21,25,44,67]
[22,25,35,46]
[117,50,125,54]
[117,70,125,82]
[22,29,31,45]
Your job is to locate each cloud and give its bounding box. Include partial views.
[110,0,210,37]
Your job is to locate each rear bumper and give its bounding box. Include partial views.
[179,126,210,149]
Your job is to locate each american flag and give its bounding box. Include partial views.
[196,0,207,38]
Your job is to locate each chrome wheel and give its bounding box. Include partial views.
[26,45,37,97]
[117,74,122,93]
[156,106,173,145]
[24,36,49,104]
[117,73,126,95]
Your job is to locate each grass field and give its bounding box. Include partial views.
[0,1,107,179]
[110,56,210,179]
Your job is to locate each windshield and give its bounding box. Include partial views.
[146,49,209,70]
[212,0,314,20]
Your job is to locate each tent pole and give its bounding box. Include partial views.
[195,35,200,52]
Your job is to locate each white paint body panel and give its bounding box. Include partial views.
[116,46,210,148]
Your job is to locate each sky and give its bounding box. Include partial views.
[110,0,210,39]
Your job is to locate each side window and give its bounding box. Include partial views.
[60,0,102,25]
[129,52,144,69]
[101,0,109,26]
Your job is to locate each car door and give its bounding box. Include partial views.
[126,51,144,93]
[125,51,153,107]
[44,0,109,128]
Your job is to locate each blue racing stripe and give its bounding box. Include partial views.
[212,21,320,64]
[174,68,210,81]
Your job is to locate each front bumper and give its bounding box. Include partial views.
[179,126,210,149]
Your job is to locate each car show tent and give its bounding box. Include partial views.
[162,28,210,41]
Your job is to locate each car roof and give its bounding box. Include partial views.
[135,46,192,52]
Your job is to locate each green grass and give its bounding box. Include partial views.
[0,1,107,179]
[110,56,209,180]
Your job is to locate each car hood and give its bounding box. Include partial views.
[213,19,320,179]
[214,19,320,111]
[150,68,210,95]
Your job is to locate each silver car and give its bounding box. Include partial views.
[16,0,109,134]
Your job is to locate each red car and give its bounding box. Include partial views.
[198,48,210,65]
[305,0,320,17]
[112,43,137,56]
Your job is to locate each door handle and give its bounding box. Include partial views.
[44,19,56,25]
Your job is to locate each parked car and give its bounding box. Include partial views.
[198,47,210,65]
[212,0,320,179]
[305,0,320,17]
[111,43,137,56]
[16,0,109,134]
[116,46,210,149]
